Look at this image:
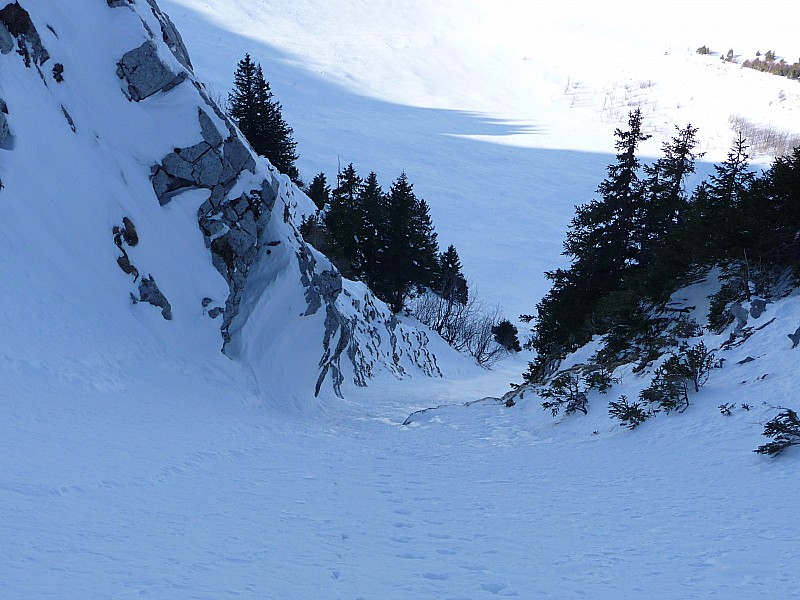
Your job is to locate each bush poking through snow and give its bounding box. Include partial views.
[492,319,521,352]
[754,409,800,456]
[609,395,651,429]
[640,341,715,413]
[540,371,588,417]
[639,358,690,412]
[585,363,616,393]
[413,289,505,366]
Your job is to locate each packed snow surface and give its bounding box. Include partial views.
[4,322,800,598]
[2,1,800,598]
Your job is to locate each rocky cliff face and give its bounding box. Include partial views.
[0,0,439,399]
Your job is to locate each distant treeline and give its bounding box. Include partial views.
[697,45,800,82]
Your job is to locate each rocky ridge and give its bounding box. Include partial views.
[0,0,440,397]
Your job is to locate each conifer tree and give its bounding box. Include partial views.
[306,172,331,211]
[228,54,257,140]
[228,56,299,183]
[756,147,800,273]
[325,163,362,276]
[525,109,650,381]
[636,124,702,265]
[436,245,468,304]
[565,108,651,285]
[371,173,439,313]
[686,133,755,265]
[357,172,387,285]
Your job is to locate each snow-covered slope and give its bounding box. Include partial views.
[161,0,800,319]
[0,0,440,404]
[2,1,800,598]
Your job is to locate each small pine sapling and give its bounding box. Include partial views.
[754,409,800,456]
[639,358,690,413]
[585,363,617,394]
[492,319,522,352]
[719,402,735,416]
[540,371,588,417]
[639,342,715,413]
[682,341,716,392]
[609,395,651,429]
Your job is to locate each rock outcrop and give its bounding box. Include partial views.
[149,107,270,341]
[0,99,9,147]
[136,275,172,320]
[297,243,441,397]
[0,2,48,67]
[107,0,441,395]
[144,0,193,71]
[116,40,187,102]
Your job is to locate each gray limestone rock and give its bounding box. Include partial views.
[261,176,279,211]
[230,194,250,218]
[239,210,257,239]
[223,135,255,174]
[116,40,185,101]
[730,303,749,330]
[225,226,256,257]
[138,275,172,320]
[218,161,238,188]
[192,148,224,188]
[107,0,132,7]
[0,110,8,147]
[151,168,171,203]
[161,151,193,180]
[0,3,49,66]
[199,216,226,240]
[208,185,226,208]
[750,298,767,319]
[304,270,343,317]
[198,108,223,147]
[789,326,800,349]
[145,0,193,71]
[176,141,211,164]
[0,20,12,54]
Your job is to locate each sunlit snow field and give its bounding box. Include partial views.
[2,1,800,598]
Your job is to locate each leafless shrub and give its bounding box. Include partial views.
[729,114,800,157]
[412,289,506,366]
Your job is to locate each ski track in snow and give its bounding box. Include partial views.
[2,347,799,599]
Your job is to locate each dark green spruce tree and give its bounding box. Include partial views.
[526,109,650,382]
[325,163,363,277]
[631,124,704,302]
[436,244,468,304]
[677,133,756,303]
[228,54,257,141]
[228,56,300,183]
[357,172,387,286]
[306,172,331,211]
[636,124,702,264]
[371,173,439,313]
[754,147,800,274]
